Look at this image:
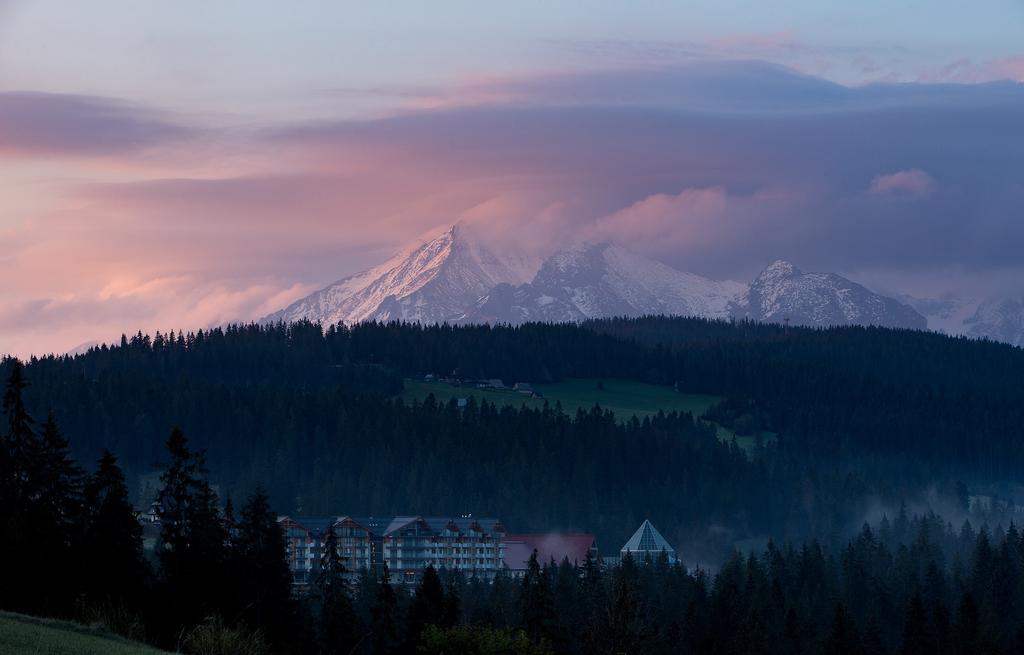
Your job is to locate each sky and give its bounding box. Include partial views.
[1,1,1023,355]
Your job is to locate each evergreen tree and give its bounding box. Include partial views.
[518,550,557,647]
[154,427,228,639]
[442,575,461,629]
[370,563,399,655]
[35,413,84,531]
[953,591,980,655]
[316,525,359,654]
[605,553,644,654]
[36,414,85,608]
[406,564,446,649]
[821,603,862,655]
[901,593,934,655]
[81,450,147,605]
[232,486,295,648]
[1,358,34,503]
[0,359,36,612]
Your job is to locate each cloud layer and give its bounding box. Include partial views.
[0,92,193,157]
[2,63,1024,355]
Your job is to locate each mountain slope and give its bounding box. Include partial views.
[263,225,537,326]
[730,260,927,329]
[468,242,743,323]
[965,295,1024,346]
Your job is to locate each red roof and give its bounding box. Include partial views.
[503,533,596,569]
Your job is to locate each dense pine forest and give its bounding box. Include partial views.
[6,317,1023,552]
[4,354,1024,653]
[3,317,1024,652]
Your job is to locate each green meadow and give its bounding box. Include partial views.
[0,612,166,655]
[400,377,775,453]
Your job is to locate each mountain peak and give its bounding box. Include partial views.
[761,259,801,279]
[262,223,535,326]
[733,260,926,329]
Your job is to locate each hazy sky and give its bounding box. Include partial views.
[1,1,1023,355]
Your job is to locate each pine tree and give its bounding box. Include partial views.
[901,593,934,655]
[36,413,84,530]
[233,486,295,648]
[953,591,980,655]
[316,525,359,654]
[821,603,862,655]
[406,564,446,649]
[81,450,147,605]
[370,563,399,655]
[442,575,461,629]
[605,552,644,655]
[154,428,228,635]
[518,550,557,647]
[0,359,35,612]
[1,359,35,504]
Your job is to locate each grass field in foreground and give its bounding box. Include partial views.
[0,612,166,655]
[401,377,723,420]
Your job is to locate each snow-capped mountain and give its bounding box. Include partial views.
[729,260,927,330]
[964,296,1024,347]
[264,226,929,333]
[263,225,538,326]
[467,242,744,323]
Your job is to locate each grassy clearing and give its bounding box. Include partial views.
[0,611,166,655]
[401,377,776,454]
[401,377,722,420]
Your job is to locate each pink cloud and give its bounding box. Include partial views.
[591,187,729,249]
[589,185,809,258]
[868,170,935,198]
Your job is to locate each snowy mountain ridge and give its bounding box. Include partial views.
[964,296,1024,347]
[263,225,950,335]
[467,242,745,324]
[730,260,928,330]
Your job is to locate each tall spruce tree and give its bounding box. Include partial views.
[370,563,399,655]
[518,550,557,647]
[604,552,644,654]
[0,359,35,612]
[154,427,228,637]
[315,525,360,654]
[1,358,34,503]
[233,486,295,649]
[81,450,147,605]
[36,413,84,531]
[406,564,446,650]
[29,413,84,616]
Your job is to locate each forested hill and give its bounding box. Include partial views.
[6,317,1024,556]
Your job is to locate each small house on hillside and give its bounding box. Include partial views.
[513,382,533,394]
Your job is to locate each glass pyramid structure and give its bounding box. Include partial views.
[620,520,676,562]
